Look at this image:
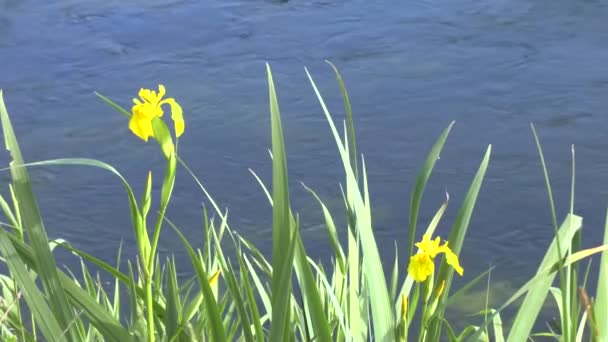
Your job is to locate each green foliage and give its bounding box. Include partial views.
[0,65,605,342]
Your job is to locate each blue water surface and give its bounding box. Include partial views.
[2,0,608,327]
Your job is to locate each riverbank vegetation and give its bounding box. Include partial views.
[0,63,605,341]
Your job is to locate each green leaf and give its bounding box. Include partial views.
[269,221,298,342]
[0,193,19,233]
[55,241,166,316]
[165,258,182,342]
[141,171,152,223]
[210,215,255,342]
[95,92,132,118]
[172,225,227,342]
[0,90,78,340]
[149,149,177,272]
[390,242,399,303]
[595,208,608,341]
[306,68,394,341]
[465,214,582,342]
[490,309,504,342]
[127,262,146,340]
[428,145,491,340]
[408,122,455,257]
[3,231,135,342]
[266,63,298,342]
[301,184,345,272]
[0,229,65,342]
[293,231,333,342]
[0,157,146,264]
[506,218,582,341]
[150,117,173,161]
[326,61,358,180]
[238,248,265,342]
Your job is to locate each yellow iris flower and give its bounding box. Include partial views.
[407,233,463,282]
[209,269,221,286]
[130,85,184,141]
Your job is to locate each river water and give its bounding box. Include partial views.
[2,0,608,325]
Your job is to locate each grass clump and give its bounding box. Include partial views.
[0,62,605,341]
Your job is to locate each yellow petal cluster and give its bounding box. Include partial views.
[407,233,463,282]
[129,84,184,141]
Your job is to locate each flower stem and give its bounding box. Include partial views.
[146,275,154,342]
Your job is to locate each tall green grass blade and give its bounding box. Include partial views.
[302,184,345,272]
[266,64,299,342]
[149,151,177,271]
[4,232,134,341]
[127,262,146,340]
[595,208,608,341]
[408,122,455,257]
[239,234,272,276]
[238,249,265,342]
[530,124,570,339]
[428,145,491,339]
[293,232,332,342]
[575,311,587,342]
[549,287,564,324]
[250,169,273,204]
[54,242,167,314]
[94,92,131,118]
[466,214,582,341]
[306,256,350,339]
[326,61,358,180]
[165,258,182,342]
[210,219,255,342]
[111,242,123,320]
[243,254,272,317]
[172,226,227,342]
[390,242,399,303]
[0,229,64,342]
[491,309,504,342]
[306,67,393,341]
[0,90,78,340]
[0,194,18,232]
[568,144,579,342]
[346,202,361,340]
[269,221,298,342]
[443,319,458,342]
[0,158,146,258]
[530,124,559,231]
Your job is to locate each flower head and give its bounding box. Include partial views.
[415,233,443,258]
[408,253,434,282]
[209,269,221,286]
[129,85,184,141]
[407,233,463,282]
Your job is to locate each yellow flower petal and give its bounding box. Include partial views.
[209,269,221,286]
[445,250,463,276]
[415,233,443,258]
[408,253,434,282]
[160,98,184,137]
[174,119,184,138]
[129,113,154,141]
[138,88,154,104]
[436,280,446,297]
[158,84,166,99]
